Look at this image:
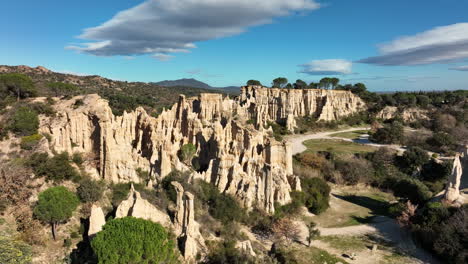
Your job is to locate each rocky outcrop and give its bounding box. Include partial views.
[88,205,106,237]
[115,185,171,226]
[236,241,256,257]
[41,86,363,213]
[171,182,206,261]
[238,86,366,129]
[377,106,429,122]
[444,155,463,204]
[42,91,295,213]
[114,183,206,261]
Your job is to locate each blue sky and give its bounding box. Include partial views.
[1,0,468,91]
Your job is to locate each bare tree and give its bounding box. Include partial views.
[397,200,418,227]
[272,218,301,245]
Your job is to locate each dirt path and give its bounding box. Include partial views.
[286,127,370,155]
[294,215,439,264]
[285,127,407,155]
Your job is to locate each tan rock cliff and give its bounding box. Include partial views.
[42,91,296,213]
[444,155,463,204]
[238,85,366,130]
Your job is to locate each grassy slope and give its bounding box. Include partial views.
[330,130,368,139]
[303,139,377,155]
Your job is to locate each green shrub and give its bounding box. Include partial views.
[392,178,432,205]
[196,181,245,224]
[0,73,37,99]
[91,217,179,264]
[204,240,254,264]
[20,133,42,150]
[178,143,196,164]
[63,238,72,248]
[370,121,404,144]
[0,236,32,264]
[29,102,55,116]
[9,106,39,136]
[335,157,374,185]
[300,178,331,215]
[27,152,81,182]
[396,147,430,175]
[72,152,84,165]
[77,178,105,203]
[110,183,132,207]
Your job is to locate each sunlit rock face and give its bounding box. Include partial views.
[238,85,366,130]
[41,91,294,213]
[444,154,463,204]
[40,86,364,213]
[376,106,429,122]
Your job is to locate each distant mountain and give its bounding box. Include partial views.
[154,78,212,90]
[153,78,240,95]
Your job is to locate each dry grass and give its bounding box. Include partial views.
[303,139,377,156]
[330,130,369,139]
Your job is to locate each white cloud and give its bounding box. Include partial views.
[56,70,90,76]
[449,65,468,71]
[67,0,320,59]
[299,59,352,75]
[152,53,174,61]
[359,23,468,65]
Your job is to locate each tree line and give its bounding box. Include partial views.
[246,77,354,90]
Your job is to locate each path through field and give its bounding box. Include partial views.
[285,127,406,155]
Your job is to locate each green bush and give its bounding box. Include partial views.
[27,152,81,182]
[300,178,331,215]
[0,73,37,99]
[0,235,32,264]
[201,182,245,224]
[20,133,43,150]
[110,183,132,207]
[396,147,430,175]
[29,102,55,116]
[370,121,404,144]
[72,152,84,165]
[9,106,39,136]
[91,217,179,264]
[392,178,432,205]
[204,240,254,264]
[77,178,105,203]
[34,186,79,240]
[178,143,196,164]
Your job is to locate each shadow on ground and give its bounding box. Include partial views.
[333,194,390,216]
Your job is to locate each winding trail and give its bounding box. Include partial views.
[285,127,441,263]
[286,127,406,155]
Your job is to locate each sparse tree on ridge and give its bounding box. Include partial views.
[319,77,331,89]
[330,78,340,89]
[308,82,318,89]
[48,82,78,97]
[33,186,79,240]
[294,79,307,89]
[0,73,37,101]
[272,77,288,88]
[285,83,293,89]
[246,80,262,86]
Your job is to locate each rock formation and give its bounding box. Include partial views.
[238,85,366,130]
[377,106,429,123]
[171,182,206,261]
[236,240,256,257]
[88,204,106,237]
[114,183,206,261]
[444,155,463,203]
[41,86,364,213]
[115,184,171,227]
